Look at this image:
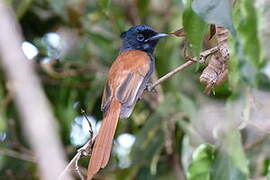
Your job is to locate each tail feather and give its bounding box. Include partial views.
[101,113,119,168]
[87,99,121,180]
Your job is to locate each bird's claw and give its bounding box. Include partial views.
[146,83,157,94]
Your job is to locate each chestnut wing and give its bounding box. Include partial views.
[101,50,151,116]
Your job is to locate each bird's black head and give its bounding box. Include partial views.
[120,25,168,54]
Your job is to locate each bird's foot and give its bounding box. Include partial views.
[146,83,157,94]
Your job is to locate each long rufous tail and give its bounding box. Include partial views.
[87,99,121,180]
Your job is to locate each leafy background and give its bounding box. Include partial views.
[0,0,270,179]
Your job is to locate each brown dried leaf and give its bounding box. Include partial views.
[208,24,216,40]
[170,28,186,37]
[199,25,230,95]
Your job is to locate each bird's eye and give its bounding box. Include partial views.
[137,34,145,42]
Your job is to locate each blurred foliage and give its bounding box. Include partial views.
[0,0,270,180]
[187,144,216,180]
[183,0,207,56]
[192,0,235,34]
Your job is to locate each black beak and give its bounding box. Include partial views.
[144,33,168,42]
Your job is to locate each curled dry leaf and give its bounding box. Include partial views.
[170,28,186,37]
[199,25,230,95]
[172,25,216,50]
[208,24,216,40]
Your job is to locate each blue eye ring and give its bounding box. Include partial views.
[137,34,145,42]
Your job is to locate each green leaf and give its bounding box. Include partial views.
[182,0,208,56]
[210,96,251,180]
[192,0,235,34]
[261,159,270,176]
[223,129,249,176]
[238,88,252,130]
[231,0,262,85]
[211,120,249,180]
[211,150,247,180]
[267,164,270,180]
[187,144,216,180]
[228,43,241,90]
[187,130,249,180]
[234,0,262,67]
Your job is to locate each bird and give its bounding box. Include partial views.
[87,25,168,180]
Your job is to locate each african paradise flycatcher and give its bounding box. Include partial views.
[87,25,168,180]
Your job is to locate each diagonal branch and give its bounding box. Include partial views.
[148,44,221,92]
[58,110,96,180]
[149,60,195,90]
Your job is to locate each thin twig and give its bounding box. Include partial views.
[148,42,219,91]
[248,121,270,135]
[80,108,93,139]
[149,60,195,90]
[75,154,84,180]
[58,137,96,180]
[0,148,36,162]
[8,119,33,155]
[244,136,268,151]
[58,109,95,180]
[198,46,219,63]
[58,153,82,180]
